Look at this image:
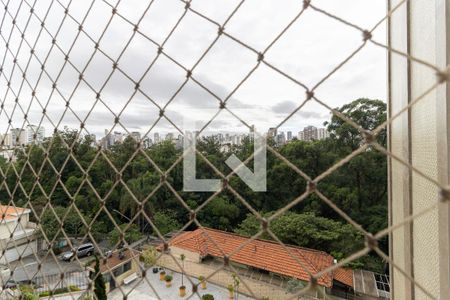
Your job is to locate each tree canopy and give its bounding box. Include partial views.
[0,98,387,272]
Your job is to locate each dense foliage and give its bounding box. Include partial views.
[0,98,387,272]
[94,256,107,300]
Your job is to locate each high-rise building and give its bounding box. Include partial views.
[165,133,174,141]
[175,135,183,149]
[317,128,330,140]
[26,125,45,144]
[10,128,26,146]
[104,129,114,148]
[154,132,160,144]
[276,132,286,145]
[130,131,141,142]
[287,131,292,141]
[0,133,12,148]
[298,131,305,141]
[303,125,318,141]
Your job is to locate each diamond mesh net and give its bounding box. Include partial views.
[0,0,448,299]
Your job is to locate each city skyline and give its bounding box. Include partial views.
[0,123,331,150]
[0,0,386,139]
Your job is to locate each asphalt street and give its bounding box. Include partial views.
[4,254,91,282]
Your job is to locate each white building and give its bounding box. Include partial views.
[317,128,330,140]
[154,132,160,144]
[113,131,124,143]
[298,131,305,141]
[0,133,11,148]
[26,125,45,144]
[0,150,16,162]
[165,133,174,141]
[303,126,318,141]
[0,205,37,264]
[10,128,26,147]
[276,132,286,145]
[130,131,141,142]
[142,137,153,148]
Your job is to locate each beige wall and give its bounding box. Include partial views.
[389,0,450,299]
[158,253,324,300]
[104,258,139,293]
[169,246,201,263]
[0,212,32,240]
[19,213,29,230]
[0,221,17,239]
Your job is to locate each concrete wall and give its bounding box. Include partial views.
[0,241,37,264]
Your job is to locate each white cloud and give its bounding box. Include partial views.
[0,0,387,138]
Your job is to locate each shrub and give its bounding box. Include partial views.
[53,287,70,295]
[164,275,173,282]
[69,285,80,292]
[141,247,157,268]
[39,291,50,297]
[202,294,214,300]
[19,285,38,300]
[38,286,81,297]
[198,275,205,281]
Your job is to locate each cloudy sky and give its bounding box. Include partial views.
[0,0,387,140]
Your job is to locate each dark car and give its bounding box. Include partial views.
[60,243,95,261]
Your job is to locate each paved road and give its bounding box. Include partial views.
[4,254,91,282]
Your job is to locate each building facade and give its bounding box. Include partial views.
[25,125,45,144]
[0,205,37,264]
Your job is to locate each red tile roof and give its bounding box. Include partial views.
[0,205,29,221]
[88,249,140,274]
[334,267,354,287]
[167,228,336,287]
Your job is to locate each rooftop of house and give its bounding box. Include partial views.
[0,205,30,221]
[165,228,345,288]
[334,267,354,287]
[89,248,140,274]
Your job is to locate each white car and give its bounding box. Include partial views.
[60,243,95,261]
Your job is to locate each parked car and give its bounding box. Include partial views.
[60,243,94,261]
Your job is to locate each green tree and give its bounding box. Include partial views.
[198,196,240,231]
[40,206,90,240]
[19,285,38,300]
[180,253,186,287]
[236,212,364,259]
[141,246,158,268]
[153,210,181,235]
[325,98,386,150]
[107,223,143,247]
[94,256,107,300]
